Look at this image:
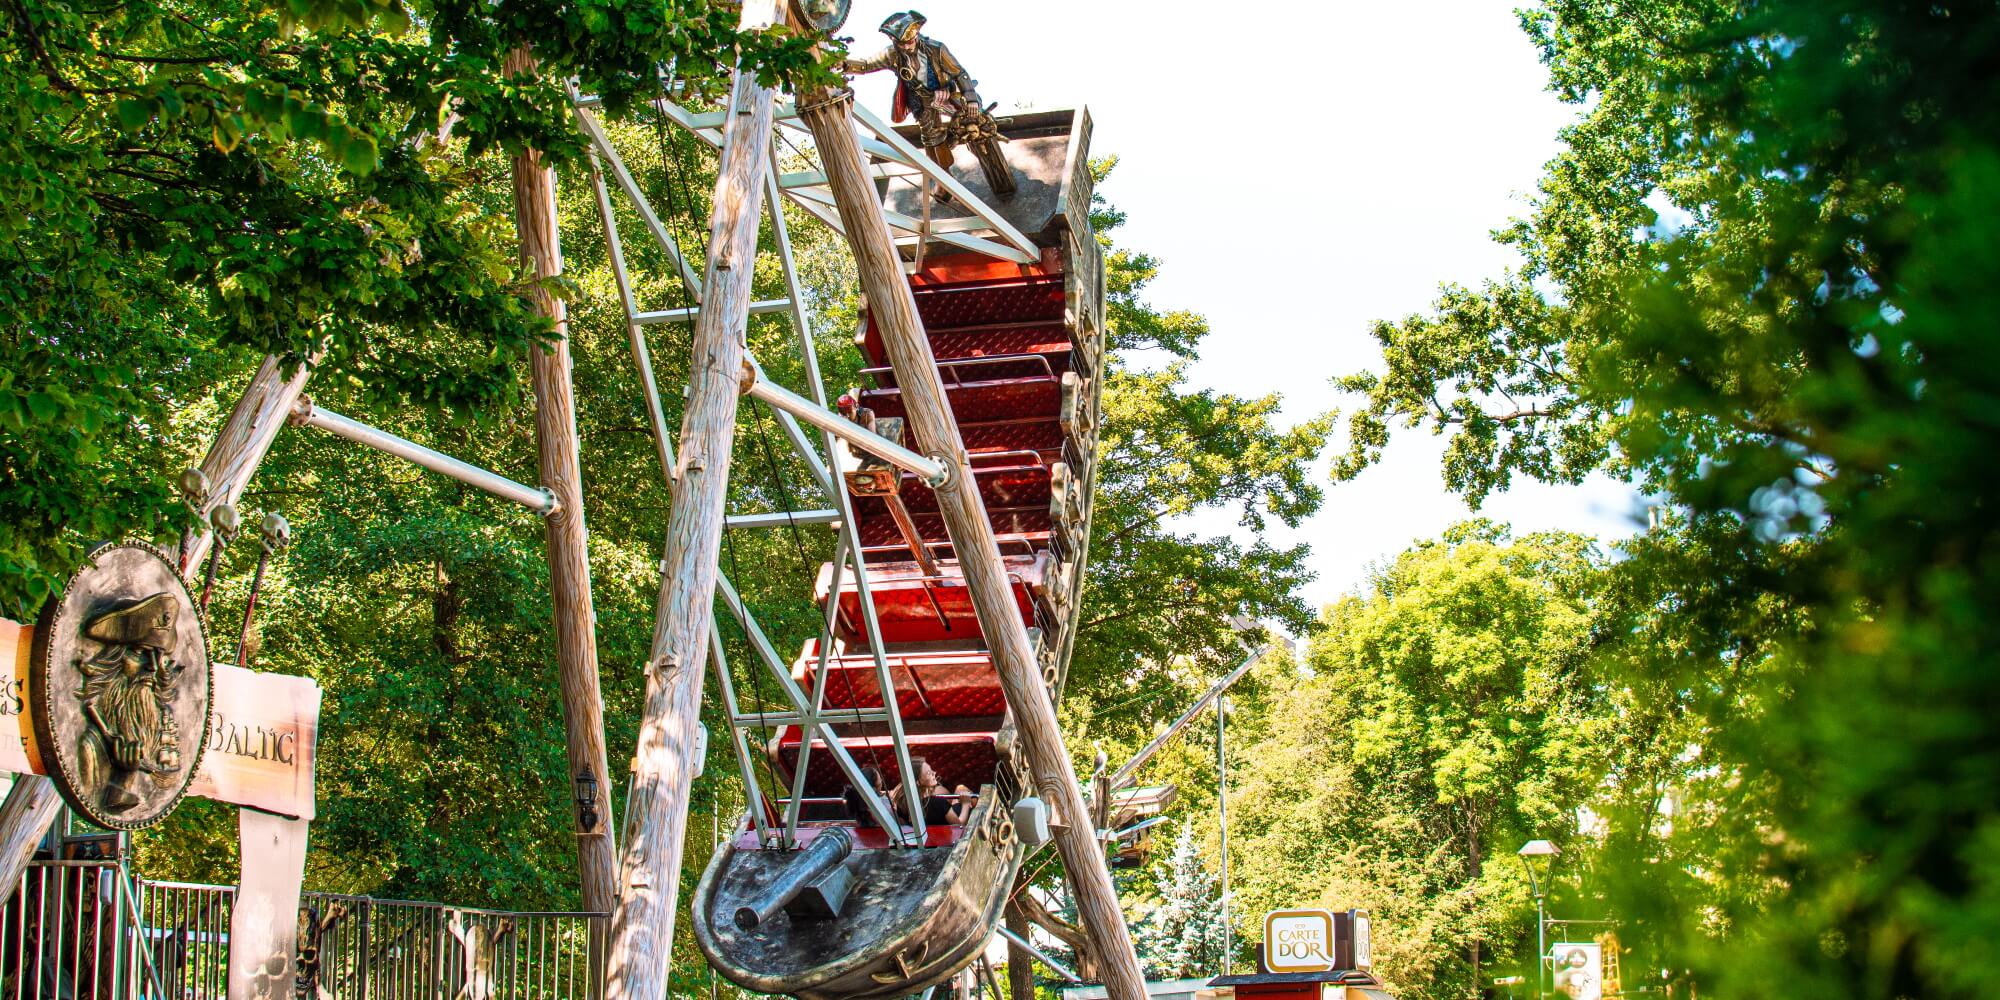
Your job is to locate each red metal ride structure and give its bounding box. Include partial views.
[692,108,1105,1000]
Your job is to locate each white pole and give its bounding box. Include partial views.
[1219,695,1231,974]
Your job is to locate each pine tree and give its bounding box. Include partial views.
[1133,824,1229,979]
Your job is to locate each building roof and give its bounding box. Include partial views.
[1061,977,1217,1000]
[1208,970,1380,987]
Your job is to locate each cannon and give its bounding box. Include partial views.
[733,828,855,930]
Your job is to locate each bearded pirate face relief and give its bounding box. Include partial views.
[32,541,211,829]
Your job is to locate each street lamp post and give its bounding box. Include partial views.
[1517,840,1560,1000]
[1218,695,1231,975]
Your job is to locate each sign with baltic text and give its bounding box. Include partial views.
[189,663,320,820]
[3,619,319,820]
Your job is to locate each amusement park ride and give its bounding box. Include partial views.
[0,2,1223,999]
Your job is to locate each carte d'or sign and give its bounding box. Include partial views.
[29,541,212,830]
[1264,908,1337,973]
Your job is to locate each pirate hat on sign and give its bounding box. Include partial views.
[879,10,925,42]
[82,593,177,651]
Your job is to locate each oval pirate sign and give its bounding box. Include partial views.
[29,541,212,829]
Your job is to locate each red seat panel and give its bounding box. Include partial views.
[817,554,1047,643]
[774,730,1000,798]
[792,644,1005,719]
[862,376,1060,426]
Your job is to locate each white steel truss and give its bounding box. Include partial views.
[572,68,1034,850]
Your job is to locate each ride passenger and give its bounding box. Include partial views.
[888,757,974,827]
[845,765,887,829]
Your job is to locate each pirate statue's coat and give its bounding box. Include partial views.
[844,11,1016,195]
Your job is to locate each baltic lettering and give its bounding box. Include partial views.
[206,719,297,765]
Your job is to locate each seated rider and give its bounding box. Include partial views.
[887,756,973,827]
[844,764,886,829]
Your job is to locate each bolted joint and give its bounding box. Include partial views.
[923,455,957,492]
[535,487,563,519]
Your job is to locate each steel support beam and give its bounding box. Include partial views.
[725,509,842,529]
[744,364,949,486]
[633,298,791,326]
[289,400,558,515]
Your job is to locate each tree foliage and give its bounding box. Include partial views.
[1227,525,1605,1000]
[1331,1,2000,995]
[0,0,832,611]
[1065,159,1331,744]
[1131,823,1228,980]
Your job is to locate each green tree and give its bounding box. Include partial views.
[0,0,829,612]
[1332,2,2000,996]
[1065,159,1332,745]
[1228,524,1606,1000]
[1132,823,1228,979]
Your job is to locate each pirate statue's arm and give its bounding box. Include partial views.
[842,46,896,75]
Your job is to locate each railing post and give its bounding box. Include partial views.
[357,898,372,1000]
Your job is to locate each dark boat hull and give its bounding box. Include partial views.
[692,788,1022,1000]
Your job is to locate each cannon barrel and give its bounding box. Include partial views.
[734,828,854,930]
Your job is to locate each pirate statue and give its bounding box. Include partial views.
[76,593,188,812]
[844,11,1016,197]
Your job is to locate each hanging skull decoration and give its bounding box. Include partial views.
[31,541,212,829]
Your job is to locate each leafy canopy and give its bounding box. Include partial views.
[1332,1,2000,995]
[1,0,832,611]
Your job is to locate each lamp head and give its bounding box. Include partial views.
[1517,839,1559,858]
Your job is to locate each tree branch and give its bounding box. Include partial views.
[5,0,78,92]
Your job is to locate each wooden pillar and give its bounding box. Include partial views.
[0,351,316,901]
[1006,901,1036,1000]
[602,38,779,1000]
[183,355,318,572]
[796,92,1150,1000]
[0,778,60,899]
[504,45,619,915]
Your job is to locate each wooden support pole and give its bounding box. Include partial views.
[603,44,779,1000]
[183,354,318,571]
[0,351,316,901]
[796,91,1149,1000]
[1005,900,1036,1000]
[504,45,619,915]
[0,778,60,899]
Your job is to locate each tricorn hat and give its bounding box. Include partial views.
[879,10,925,41]
[82,594,177,652]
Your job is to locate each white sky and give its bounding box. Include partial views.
[839,1,1645,611]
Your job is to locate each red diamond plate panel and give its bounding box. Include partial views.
[776,731,1001,798]
[862,376,1060,426]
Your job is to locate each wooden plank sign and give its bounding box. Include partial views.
[190,664,321,821]
[0,618,42,777]
[1,619,319,821]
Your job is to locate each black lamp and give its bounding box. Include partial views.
[575,768,600,833]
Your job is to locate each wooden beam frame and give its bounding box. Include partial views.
[507,41,620,916]
[796,87,1150,1000]
[602,25,781,998]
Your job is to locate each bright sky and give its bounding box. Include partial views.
[839,1,1645,612]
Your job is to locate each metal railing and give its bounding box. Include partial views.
[3,862,604,1000]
